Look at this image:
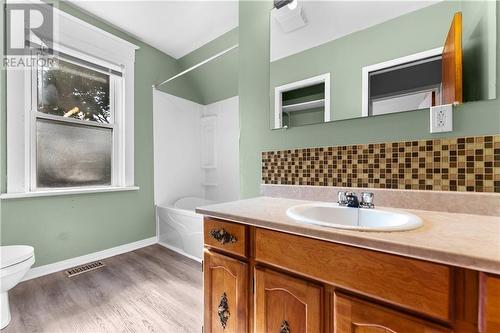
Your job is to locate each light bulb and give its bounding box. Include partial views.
[287,0,298,10]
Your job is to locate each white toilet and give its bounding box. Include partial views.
[0,246,35,329]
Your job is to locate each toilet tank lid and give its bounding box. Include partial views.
[1,245,34,269]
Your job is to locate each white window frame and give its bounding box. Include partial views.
[29,46,124,191]
[361,47,444,117]
[273,73,331,129]
[3,2,139,198]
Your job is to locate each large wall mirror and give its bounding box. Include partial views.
[269,0,497,129]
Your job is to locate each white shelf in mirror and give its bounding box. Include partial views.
[282,99,325,112]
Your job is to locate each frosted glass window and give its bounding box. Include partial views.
[37,58,111,123]
[36,119,112,188]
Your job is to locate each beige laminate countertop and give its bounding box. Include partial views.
[196,196,500,275]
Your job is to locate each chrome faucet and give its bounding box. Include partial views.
[337,191,347,205]
[337,191,374,208]
[359,192,375,208]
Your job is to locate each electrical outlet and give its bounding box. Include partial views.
[430,104,453,133]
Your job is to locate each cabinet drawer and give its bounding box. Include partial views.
[204,217,247,257]
[255,228,452,321]
[334,293,451,333]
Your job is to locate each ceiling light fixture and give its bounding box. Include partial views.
[272,0,306,33]
[274,0,294,10]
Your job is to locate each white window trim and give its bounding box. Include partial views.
[0,187,140,200]
[29,47,122,191]
[5,2,139,197]
[361,47,444,117]
[273,73,331,129]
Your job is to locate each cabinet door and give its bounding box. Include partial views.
[255,267,323,333]
[204,250,248,333]
[334,293,451,333]
[480,273,500,333]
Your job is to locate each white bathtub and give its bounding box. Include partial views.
[156,197,214,262]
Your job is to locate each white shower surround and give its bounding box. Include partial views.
[201,96,240,203]
[153,90,203,206]
[152,90,240,260]
[153,90,240,205]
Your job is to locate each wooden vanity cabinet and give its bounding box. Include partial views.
[255,267,323,333]
[202,217,490,333]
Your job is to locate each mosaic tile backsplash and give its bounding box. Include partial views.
[261,135,500,193]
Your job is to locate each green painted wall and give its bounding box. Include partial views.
[157,71,204,104]
[270,0,497,122]
[160,27,239,105]
[239,0,500,198]
[179,28,238,69]
[0,1,192,266]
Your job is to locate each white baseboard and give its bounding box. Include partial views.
[157,241,202,263]
[23,237,157,281]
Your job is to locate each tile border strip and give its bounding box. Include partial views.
[262,135,500,193]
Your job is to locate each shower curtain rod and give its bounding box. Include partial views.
[153,44,239,89]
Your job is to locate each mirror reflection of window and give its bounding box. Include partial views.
[369,56,442,116]
[282,83,325,127]
[273,73,330,129]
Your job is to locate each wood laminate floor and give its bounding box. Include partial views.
[4,245,203,333]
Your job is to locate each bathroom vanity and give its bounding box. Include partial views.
[197,197,500,333]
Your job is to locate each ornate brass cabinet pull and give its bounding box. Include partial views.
[210,228,237,245]
[217,292,230,329]
[280,320,290,333]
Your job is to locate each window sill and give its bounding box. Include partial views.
[0,186,140,200]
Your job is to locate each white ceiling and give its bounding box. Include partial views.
[68,0,239,59]
[271,1,441,61]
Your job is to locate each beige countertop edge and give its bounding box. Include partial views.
[196,208,500,276]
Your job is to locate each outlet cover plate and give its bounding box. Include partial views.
[430,104,453,133]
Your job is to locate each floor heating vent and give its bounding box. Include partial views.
[66,261,105,277]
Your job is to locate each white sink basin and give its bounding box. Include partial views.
[286,203,423,232]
